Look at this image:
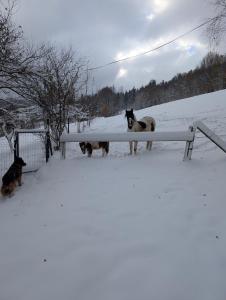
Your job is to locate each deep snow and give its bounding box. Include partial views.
[0,90,226,300]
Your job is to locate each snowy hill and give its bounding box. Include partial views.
[0,90,226,300]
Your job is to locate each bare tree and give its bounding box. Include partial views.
[200,51,225,68]
[0,0,47,104]
[0,108,16,151]
[207,0,226,45]
[18,46,89,148]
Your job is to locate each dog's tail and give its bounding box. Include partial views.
[1,181,16,197]
[1,185,11,196]
[1,185,9,197]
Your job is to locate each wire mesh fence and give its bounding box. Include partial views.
[16,131,46,173]
[0,130,52,178]
[0,137,14,178]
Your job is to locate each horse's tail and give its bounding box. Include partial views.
[151,120,155,131]
[144,117,155,131]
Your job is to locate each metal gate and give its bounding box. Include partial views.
[0,129,52,177]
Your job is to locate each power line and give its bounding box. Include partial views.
[88,17,216,71]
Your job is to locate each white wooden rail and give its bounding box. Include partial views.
[60,126,195,160]
[194,121,226,153]
[15,129,48,133]
[60,121,226,161]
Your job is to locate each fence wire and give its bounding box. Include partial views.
[17,132,46,173]
[0,132,48,178]
[0,137,14,177]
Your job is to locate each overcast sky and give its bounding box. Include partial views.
[14,0,225,92]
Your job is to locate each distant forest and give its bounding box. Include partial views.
[83,51,226,117]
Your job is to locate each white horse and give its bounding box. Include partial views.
[125,109,156,154]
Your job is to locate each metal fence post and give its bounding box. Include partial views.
[45,131,53,163]
[14,131,19,160]
[67,118,70,133]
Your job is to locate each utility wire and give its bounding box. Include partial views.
[88,17,216,71]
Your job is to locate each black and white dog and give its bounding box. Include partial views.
[79,142,109,157]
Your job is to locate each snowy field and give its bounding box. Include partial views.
[0,90,226,300]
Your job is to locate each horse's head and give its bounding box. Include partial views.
[125,109,136,129]
[79,142,86,154]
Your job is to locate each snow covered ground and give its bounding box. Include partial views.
[0,90,226,300]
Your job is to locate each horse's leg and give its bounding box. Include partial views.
[148,141,152,150]
[146,141,150,150]
[134,141,138,154]
[102,148,107,156]
[129,141,133,155]
[87,148,92,157]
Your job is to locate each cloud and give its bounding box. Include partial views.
[14,0,225,91]
[153,0,170,14]
[116,68,128,79]
[146,13,155,21]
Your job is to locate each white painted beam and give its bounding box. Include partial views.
[15,129,48,134]
[60,131,194,143]
[194,121,226,153]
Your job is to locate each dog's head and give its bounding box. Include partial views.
[79,142,87,154]
[15,156,26,166]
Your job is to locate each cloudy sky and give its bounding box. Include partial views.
[14,0,225,91]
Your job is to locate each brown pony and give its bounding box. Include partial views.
[79,142,109,157]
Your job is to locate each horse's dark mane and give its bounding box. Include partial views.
[125,109,135,120]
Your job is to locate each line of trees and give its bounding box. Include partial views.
[81,51,226,117]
